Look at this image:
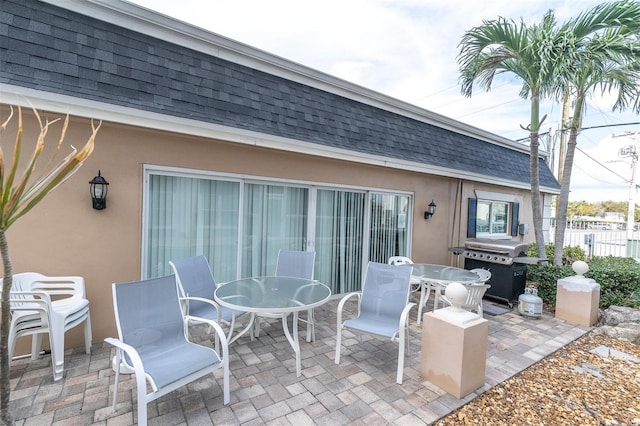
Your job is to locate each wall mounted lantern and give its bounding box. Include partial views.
[89,170,109,210]
[424,200,437,220]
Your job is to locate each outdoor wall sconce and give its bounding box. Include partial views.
[424,200,437,220]
[89,170,109,210]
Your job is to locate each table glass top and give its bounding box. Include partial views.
[215,276,332,313]
[405,263,480,283]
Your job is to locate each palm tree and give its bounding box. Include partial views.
[0,106,99,425]
[457,11,565,260]
[457,1,640,262]
[552,1,640,265]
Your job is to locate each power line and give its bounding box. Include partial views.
[575,145,628,182]
[515,121,640,141]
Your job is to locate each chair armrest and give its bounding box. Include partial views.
[399,302,416,325]
[32,276,86,298]
[180,296,221,320]
[184,316,229,362]
[9,290,52,306]
[336,292,361,329]
[104,337,146,376]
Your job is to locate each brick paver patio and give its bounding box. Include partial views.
[8,295,590,425]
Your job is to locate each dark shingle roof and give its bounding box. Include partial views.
[0,0,559,190]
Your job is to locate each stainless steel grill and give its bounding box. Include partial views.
[462,238,529,265]
[462,238,530,306]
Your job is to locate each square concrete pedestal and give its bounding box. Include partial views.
[556,276,600,326]
[421,309,488,398]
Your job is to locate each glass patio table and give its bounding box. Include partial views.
[214,276,331,377]
[406,264,480,324]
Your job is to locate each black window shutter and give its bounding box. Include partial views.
[467,198,477,238]
[511,202,520,236]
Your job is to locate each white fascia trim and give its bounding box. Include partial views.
[2,86,554,193]
[40,0,542,158]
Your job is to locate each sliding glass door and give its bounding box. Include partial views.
[143,167,412,294]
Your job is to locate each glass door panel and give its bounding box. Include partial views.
[315,189,365,294]
[241,184,308,277]
[145,174,240,281]
[368,193,410,263]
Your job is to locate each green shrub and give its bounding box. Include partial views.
[526,264,573,305]
[527,243,586,265]
[527,255,640,309]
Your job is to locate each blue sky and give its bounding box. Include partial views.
[127,0,639,202]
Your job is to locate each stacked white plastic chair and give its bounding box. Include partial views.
[5,272,92,381]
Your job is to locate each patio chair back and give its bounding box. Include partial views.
[470,268,491,284]
[387,256,414,266]
[275,250,315,279]
[358,262,413,332]
[170,255,218,321]
[258,249,317,342]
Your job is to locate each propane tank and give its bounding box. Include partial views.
[518,287,542,319]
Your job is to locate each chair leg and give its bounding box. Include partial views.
[84,315,92,354]
[305,308,315,343]
[49,326,65,381]
[31,333,44,360]
[417,281,431,324]
[335,312,343,364]
[397,329,406,385]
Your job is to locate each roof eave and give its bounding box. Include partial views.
[2,85,551,193]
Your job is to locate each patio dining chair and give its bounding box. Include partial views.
[4,272,92,381]
[169,255,247,346]
[388,256,422,293]
[254,250,317,341]
[470,268,492,284]
[441,283,491,316]
[105,275,229,426]
[335,261,415,384]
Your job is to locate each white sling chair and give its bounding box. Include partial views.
[335,261,415,384]
[105,275,229,426]
[170,255,247,345]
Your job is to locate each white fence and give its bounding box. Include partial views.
[550,224,640,259]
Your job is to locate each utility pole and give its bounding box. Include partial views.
[613,131,638,239]
[557,91,571,182]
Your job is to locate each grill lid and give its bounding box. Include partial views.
[464,238,529,257]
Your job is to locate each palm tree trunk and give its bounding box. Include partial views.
[553,96,583,266]
[529,95,547,261]
[553,128,578,265]
[530,133,547,260]
[0,230,13,425]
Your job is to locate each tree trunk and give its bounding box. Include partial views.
[530,132,547,260]
[553,96,583,266]
[0,230,13,425]
[553,127,578,265]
